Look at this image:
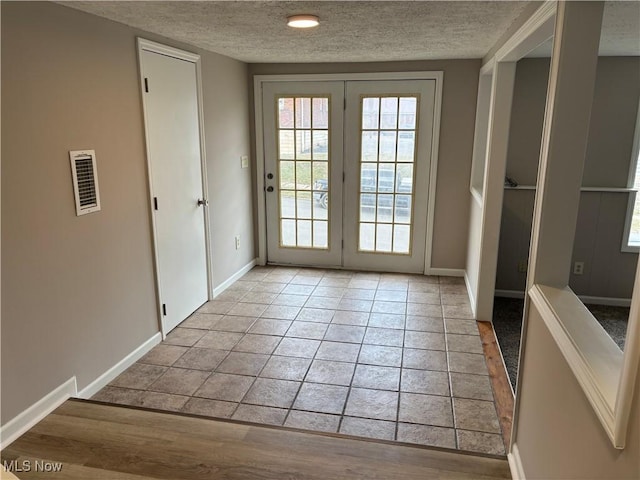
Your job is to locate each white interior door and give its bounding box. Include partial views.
[343,80,435,273]
[263,81,344,266]
[140,47,209,334]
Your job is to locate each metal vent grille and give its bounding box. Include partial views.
[69,150,101,216]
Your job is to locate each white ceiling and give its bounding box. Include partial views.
[60,1,536,63]
[59,1,640,63]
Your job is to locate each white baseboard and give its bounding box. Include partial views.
[508,443,526,480]
[212,258,257,298]
[0,377,77,449]
[495,289,632,307]
[426,267,465,277]
[464,272,477,318]
[76,332,162,399]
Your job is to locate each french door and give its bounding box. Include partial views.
[263,79,436,273]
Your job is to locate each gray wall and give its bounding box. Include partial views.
[248,60,481,270]
[1,2,253,423]
[496,57,639,298]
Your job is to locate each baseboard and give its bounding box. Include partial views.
[495,289,632,307]
[578,295,631,307]
[0,377,77,449]
[212,258,257,298]
[495,289,525,299]
[508,443,526,480]
[76,332,162,399]
[426,267,465,277]
[464,272,477,318]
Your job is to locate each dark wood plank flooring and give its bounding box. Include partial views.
[478,321,515,451]
[1,400,511,480]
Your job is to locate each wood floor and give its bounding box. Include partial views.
[2,400,511,479]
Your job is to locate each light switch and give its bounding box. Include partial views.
[241,155,249,169]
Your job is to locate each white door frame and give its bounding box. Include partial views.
[254,71,443,274]
[465,2,557,321]
[137,38,213,338]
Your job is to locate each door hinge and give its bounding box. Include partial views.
[343,172,345,182]
[162,303,167,316]
[153,197,158,211]
[144,78,149,93]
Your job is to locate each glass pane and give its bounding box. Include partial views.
[295,97,311,128]
[312,98,329,129]
[362,97,380,129]
[379,131,397,162]
[312,162,328,188]
[361,131,379,162]
[312,196,328,219]
[312,130,329,160]
[313,220,328,248]
[280,191,295,218]
[279,130,294,160]
[380,97,398,129]
[360,223,375,251]
[397,164,414,193]
[393,225,410,253]
[278,98,294,128]
[360,163,378,193]
[281,219,296,246]
[296,161,311,189]
[297,220,312,247]
[360,194,376,222]
[395,195,412,224]
[378,164,397,193]
[279,161,295,189]
[296,191,312,219]
[376,224,393,252]
[377,194,394,223]
[398,97,417,129]
[397,131,415,162]
[296,130,312,160]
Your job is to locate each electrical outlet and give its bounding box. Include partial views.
[573,261,584,275]
[517,260,528,273]
[235,235,241,250]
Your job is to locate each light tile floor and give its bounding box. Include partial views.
[93,266,505,456]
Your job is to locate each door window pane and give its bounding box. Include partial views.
[358,95,419,254]
[276,95,331,250]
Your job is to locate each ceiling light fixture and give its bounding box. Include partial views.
[287,14,319,28]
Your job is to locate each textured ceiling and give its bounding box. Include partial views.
[60,1,535,63]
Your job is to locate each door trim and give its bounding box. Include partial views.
[254,71,443,274]
[137,38,213,338]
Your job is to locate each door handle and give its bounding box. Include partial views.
[197,198,208,206]
[266,186,274,192]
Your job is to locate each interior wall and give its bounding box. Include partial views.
[495,57,639,298]
[515,305,639,479]
[248,60,481,271]
[1,1,253,424]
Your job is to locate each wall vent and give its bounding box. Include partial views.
[69,150,101,216]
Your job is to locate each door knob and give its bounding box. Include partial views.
[266,186,274,192]
[197,198,208,206]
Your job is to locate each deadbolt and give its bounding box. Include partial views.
[266,186,274,192]
[267,173,274,180]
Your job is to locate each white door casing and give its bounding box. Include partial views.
[139,40,210,335]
